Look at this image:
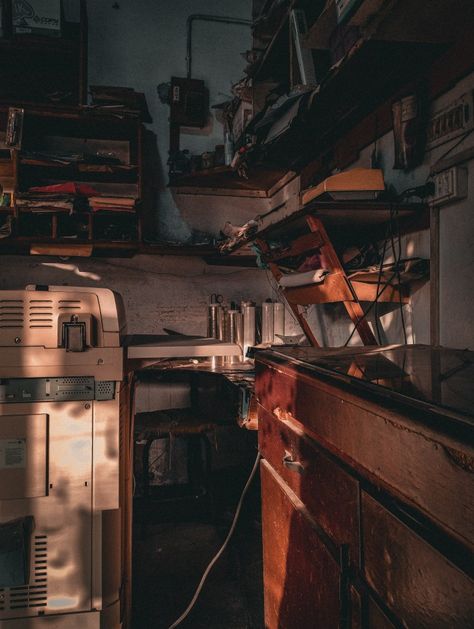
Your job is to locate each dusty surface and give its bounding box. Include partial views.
[132,468,263,629]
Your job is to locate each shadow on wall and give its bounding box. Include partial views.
[0,255,272,337]
[303,229,430,347]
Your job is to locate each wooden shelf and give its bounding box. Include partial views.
[304,0,474,50]
[170,165,296,198]
[0,34,79,53]
[250,0,325,83]
[222,199,427,257]
[0,238,217,258]
[249,0,296,83]
[282,275,407,306]
[19,159,139,184]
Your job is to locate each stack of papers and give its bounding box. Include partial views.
[16,193,75,213]
[89,196,137,213]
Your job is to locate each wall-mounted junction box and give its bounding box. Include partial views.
[430,166,468,206]
[427,92,473,150]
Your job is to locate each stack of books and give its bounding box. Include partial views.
[15,192,75,213]
[88,196,137,213]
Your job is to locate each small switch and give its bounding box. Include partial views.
[62,315,86,352]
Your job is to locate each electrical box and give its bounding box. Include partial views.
[170,77,208,128]
[427,92,474,150]
[431,166,468,206]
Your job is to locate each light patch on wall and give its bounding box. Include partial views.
[41,263,101,281]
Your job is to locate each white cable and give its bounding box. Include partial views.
[167,451,262,629]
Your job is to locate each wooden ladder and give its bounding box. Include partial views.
[257,215,390,346]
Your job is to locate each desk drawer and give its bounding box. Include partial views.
[362,491,474,628]
[256,361,474,547]
[259,404,360,566]
[261,460,343,629]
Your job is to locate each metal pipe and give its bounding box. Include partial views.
[186,14,253,79]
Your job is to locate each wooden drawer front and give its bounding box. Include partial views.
[350,587,396,629]
[259,404,360,566]
[261,460,343,629]
[256,361,474,547]
[362,491,474,628]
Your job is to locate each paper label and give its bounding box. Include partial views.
[0,439,26,469]
[13,0,61,32]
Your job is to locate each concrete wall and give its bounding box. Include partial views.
[0,1,272,337]
[87,0,252,241]
[1,7,473,349]
[0,254,273,335]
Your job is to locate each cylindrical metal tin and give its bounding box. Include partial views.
[273,302,285,344]
[261,301,274,345]
[242,302,256,359]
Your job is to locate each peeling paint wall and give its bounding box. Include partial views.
[87,0,252,241]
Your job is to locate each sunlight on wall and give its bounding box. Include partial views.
[41,263,101,282]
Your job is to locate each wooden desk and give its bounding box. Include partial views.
[255,344,474,628]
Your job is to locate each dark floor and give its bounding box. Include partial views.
[132,466,264,629]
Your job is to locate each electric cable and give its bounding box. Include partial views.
[429,127,474,175]
[374,236,388,344]
[167,451,262,629]
[389,207,408,344]
[344,271,398,346]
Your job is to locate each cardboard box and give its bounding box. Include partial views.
[13,0,61,36]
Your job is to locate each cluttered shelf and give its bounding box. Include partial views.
[0,238,218,258]
[249,0,325,84]
[170,165,295,198]
[304,0,474,50]
[220,198,428,257]
[19,159,139,183]
[169,41,446,201]
[181,0,473,208]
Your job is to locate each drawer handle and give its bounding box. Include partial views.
[283,450,305,474]
[273,406,295,422]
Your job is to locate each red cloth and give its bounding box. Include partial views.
[28,182,101,197]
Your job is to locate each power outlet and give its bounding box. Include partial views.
[431,166,468,206]
[427,92,473,150]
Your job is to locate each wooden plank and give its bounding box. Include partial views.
[307,216,378,345]
[362,492,474,627]
[351,281,409,304]
[261,460,343,629]
[265,230,325,262]
[283,272,354,305]
[30,243,93,257]
[257,236,320,346]
[256,357,474,547]
[259,405,360,566]
[170,165,291,197]
[172,186,268,198]
[430,205,440,345]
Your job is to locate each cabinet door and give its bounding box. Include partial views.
[259,405,360,566]
[261,459,344,629]
[362,491,474,628]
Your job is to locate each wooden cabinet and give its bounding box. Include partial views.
[256,346,474,628]
[0,0,87,107]
[0,106,147,256]
[261,460,345,629]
